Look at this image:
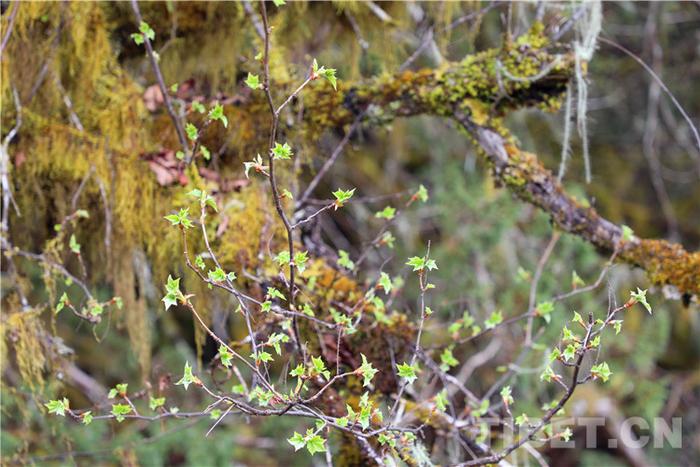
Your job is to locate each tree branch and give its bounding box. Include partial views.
[453,114,699,295]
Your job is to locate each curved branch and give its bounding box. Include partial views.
[294,36,699,295]
[454,113,699,295]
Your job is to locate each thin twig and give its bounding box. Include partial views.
[297,114,364,208]
[259,0,309,363]
[0,0,20,57]
[524,230,560,345]
[599,36,700,157]
[129,0,189,156]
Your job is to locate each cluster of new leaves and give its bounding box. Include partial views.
[161,275,185,311]
[130,21,154,46]
[288,427,327,455]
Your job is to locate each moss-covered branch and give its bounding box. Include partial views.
[5,4,695,297]
[300,26,573,133]
[453,114,700,296]
[291,29,698,295]
[203,30,697,295]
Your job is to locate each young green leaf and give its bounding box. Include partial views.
[219,344,233,367]
[536,301,554,316]
[274,250,291,266]
[149,396,166,411]
[378,272,392,294]
[414,184,429,203]
[208,267,226,282]
[356,354,378,387]
[305,434,327,455]
[271,142,293,160]
[191,101,206,114]
[540,365,557,383]
[208,103,228,128]
[245,72,262,90]
[56,292,69,315]
[251,351,274,364]
[199,145,211,160]
[164,208,193,229]
[139,21,155,41]
[500,386,514,406]
[288,432,306,451]
[162,275,183,311]
[434,389,449,412]
[266,333,289,355]
[380,231,396,249]
[397,362,420,384]
[515,413,529,426]
[590,361,612,382]
[89,302,103,317]
[561,326,577,342]
[621,224,634,242]
[311,356,331,380]
[549,347,561,363]
[562,344,577,362]
[131,32,144,45]
[266,287,286,301]
[440,347,459,371]
[45,398,70,416]
[336,416,349,427]
[176,361,199,390]
[612,320,623,335]
[111,403,131,422]
[630,288,652,314]
[290,363,305,378]
[185,122,198,141]
[311,59,338,90]
[69,234,81,254]
[484,310,503,329]
[472,399,490,417]
[560,427,573,442]
[332,188,355,208]
[375,206,396,220]
[406,255,438,272]
[293,251,309,273]
[337,250,355,270]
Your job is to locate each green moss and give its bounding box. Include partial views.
[624,240,700,295]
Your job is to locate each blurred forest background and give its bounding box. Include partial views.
[1,1,699,466]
